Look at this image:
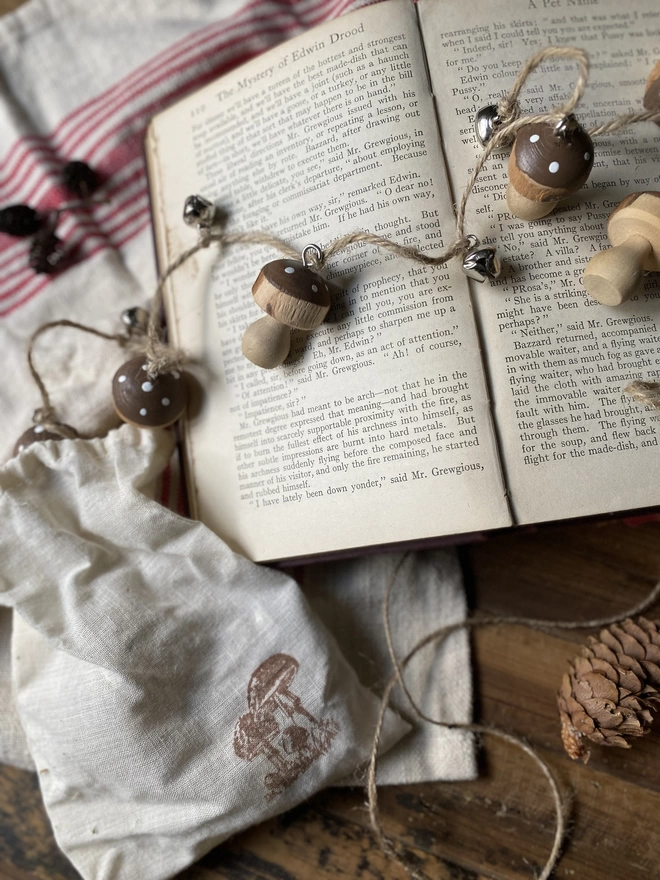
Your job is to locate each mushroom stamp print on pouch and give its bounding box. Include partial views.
[233,654,340,800]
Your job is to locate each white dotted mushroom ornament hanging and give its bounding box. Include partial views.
[507,114,594,220]
[242,245,333,369]
[112,357,187,428]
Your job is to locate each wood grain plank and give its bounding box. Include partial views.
[0,0,23,14]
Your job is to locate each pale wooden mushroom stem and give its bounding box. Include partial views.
[506,187,556,220]
[582,235,652,306]
[582,192,660,306]
[242,315,291,369]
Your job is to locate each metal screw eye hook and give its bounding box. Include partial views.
[301,244,323,269]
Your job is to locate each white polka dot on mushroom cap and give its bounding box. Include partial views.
[141,364,148,371]
[34,425,44,434]
[118,375,126,383]
[549,161,559,173]
[584,152,590,161]
[530,134,540,143]
[285,266,295,274]
[172,371,180,380]
[140,408,147,416]
[312,284,318,292]
[162,398,170,406]
[18,445,25,452]
[141,381,154,392]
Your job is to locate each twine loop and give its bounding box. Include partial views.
[32,405,57,426]
[625,380,660,410]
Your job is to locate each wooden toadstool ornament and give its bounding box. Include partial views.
[507,115,594,220]
[112,356,187,428]
[242,246,332,369]
[643,60,660,122]
[582,192,660,306]
[13,422,78,458]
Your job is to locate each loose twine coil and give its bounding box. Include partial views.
[367,554,660,880]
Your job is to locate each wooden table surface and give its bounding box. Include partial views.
[2,1,660,878]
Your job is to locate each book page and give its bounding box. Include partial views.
[147,0,511,562]
[419,0,660,523]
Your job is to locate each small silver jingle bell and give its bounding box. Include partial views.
[475,105,503,147]
[461,235,501,284]
[121,306,150,335]
[183,194,217,228]
[474,102,519,148]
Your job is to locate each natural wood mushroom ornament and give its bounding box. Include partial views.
[582,192,660,306]
[242,246,333,369]
[507,114,594,220]
[13,423,78,458]
[112,356,188,428]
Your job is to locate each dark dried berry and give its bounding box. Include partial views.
[28,230,65,274]
[61,161,99,198]
[0,204,42,237]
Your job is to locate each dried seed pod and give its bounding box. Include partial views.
[61,160,99,198]
[582,191,660,305]
[507,116,593,220]
[112,356,187,428]
[28,229,66,274]
[13,423,78,457]
[0,204,43,237]
[243,258,332,369]
[643,60,660,121]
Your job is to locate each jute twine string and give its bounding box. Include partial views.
[366,554,660,880]
[624,380,660,411]
[27,318,142,435]
[145,46,660,378]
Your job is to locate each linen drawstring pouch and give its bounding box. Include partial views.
[0,425,408,880]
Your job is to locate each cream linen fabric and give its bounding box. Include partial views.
[0,426,408,880]
[303,553,475,785]
[0,610,33,770]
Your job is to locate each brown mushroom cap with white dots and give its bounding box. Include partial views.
[252,259,332,330]
[509,119,594,203]
[112,356,187,428]
[13,424,78,458]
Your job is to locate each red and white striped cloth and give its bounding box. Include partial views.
[0,0,375,485]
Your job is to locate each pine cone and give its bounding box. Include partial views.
[557,617,660,762]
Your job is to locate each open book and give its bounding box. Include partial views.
[146,0,660,563]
